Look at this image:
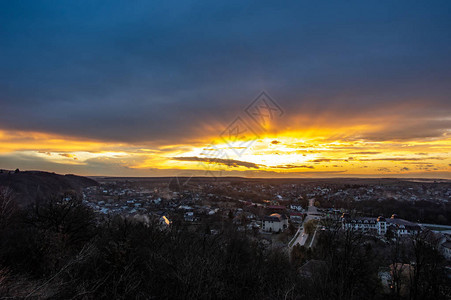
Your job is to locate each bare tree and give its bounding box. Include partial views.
[408,231,448,300]
[0,186,17,229]
[389,233,409,298]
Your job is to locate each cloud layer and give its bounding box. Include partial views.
[1,1,451,144]
[0,1,450,177]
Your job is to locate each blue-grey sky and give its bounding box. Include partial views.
[1,1,450,177]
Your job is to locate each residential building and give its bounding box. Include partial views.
[262,213,288,232]
[440,240,451,261]
[289,212,303,223]
[341,213,419,236]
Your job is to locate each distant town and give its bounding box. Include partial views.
[83,177,451,266]
[1,171,450,298]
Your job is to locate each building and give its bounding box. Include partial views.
[289,212,303,223]
[266,205,286,211]
[377,216,387,235]
[341,214,419,236]
[386,214,421,236]
[290,204,303,212]
[440,240,451,261]
[262,213,288,233]
[341,214,381,234]
[159,215,171,229]
[184,211,194,222]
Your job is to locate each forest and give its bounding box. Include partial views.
[0,188,449,299]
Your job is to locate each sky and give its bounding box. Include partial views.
[0,0,450,178]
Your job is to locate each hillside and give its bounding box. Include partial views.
[0,170,98,206]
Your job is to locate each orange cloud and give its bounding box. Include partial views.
[0,126,450,178]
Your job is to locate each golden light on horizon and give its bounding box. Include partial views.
[0,127,450,178]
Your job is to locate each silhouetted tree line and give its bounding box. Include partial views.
[0,191,299,298]
[321,198,451,225]
[0,189,449,299]
[356,199,451,225]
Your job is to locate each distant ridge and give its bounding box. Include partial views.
[91,176,450,185]
[0,170,98,206]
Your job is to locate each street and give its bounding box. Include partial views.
[289,198,321,248]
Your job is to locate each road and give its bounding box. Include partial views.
[289,198,321,248]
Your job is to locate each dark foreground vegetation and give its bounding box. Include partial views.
[0,189,449,299]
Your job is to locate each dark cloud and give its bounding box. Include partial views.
[402,163,436,171]
[359,157,445,161]
[0,153,139,176]
[310,158,348,163]
[349,151,382,155]
[311,159,331,163]
[59,153,76,159]
[273,164,314,169]
[171,156,260,169]
[0,1,450,144]
[2,152,449,178]
[357,119,451,141]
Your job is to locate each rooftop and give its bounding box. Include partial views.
[263,213,287,222]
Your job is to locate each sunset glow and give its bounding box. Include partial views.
[1,1,450,179]
[1,126,449,178]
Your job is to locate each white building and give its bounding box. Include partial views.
[262,213,288,233]
[151,198,161,205]
[290,204,303,212]
[377,216,387,235]
[341,214,381,233]
[341,214,419,236]
[385,214,421,236]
